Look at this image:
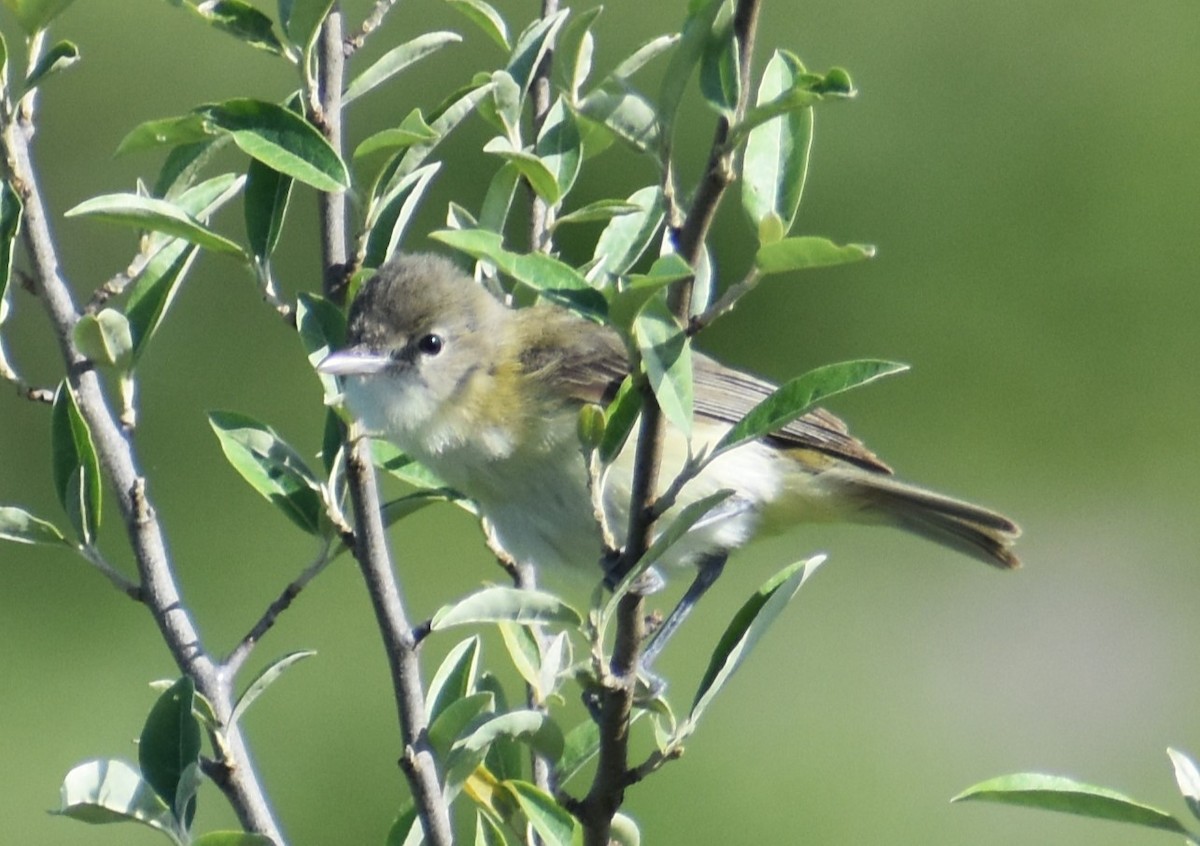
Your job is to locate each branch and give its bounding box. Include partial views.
[344,0,401,56]
[578,2,764,841]
[1,61,286,846]
[225,543,335,677]
[527,0,559,254]
[314,11,452,844]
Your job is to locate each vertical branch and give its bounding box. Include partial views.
[314,9,452,845]
[527,0,559,254]
[1,58,286,846]
[578,1,764,843]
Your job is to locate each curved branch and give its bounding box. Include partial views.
[1,71,286,846]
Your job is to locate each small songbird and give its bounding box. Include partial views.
[319,253,1019,657]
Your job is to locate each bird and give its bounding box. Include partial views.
[319,253,1019,661]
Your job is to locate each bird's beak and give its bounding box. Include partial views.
[317,347,392,376]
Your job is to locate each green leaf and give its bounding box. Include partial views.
[23,38,77,89]
[193,833,276,846]
[729,64,856,147]
[634,296,692,436]
[198,98,349,191]
[117,114,217,157]
[427,636,481,724]
[139,677,201,825]
[208,411,326,534]
[478,162,520,234]
[577,86,660,155]
[1169,747,1200,822]
[535,97,582,200]
[65,193,247,257]
[430,228,607,318]
[474,809,508,846]
[553,199,642,229]
[154,138,230,200]
[244,158,292,264]
[1,0,75,34]
[430,691,496,759]
[553,5,601,102]
[185,0,287,56]
[431,587,583,631]
[54,759,177,837]
[742,51,813,243]
[714,360,909,457]
[51,383,101,546]
[606,491,734,620]
[296,292,345,399]
[0,505,67,545]
[599,376,639,465]
[0,179,23,326]
[754,236,875,274]
[658,0,723,135]
[126,243,199,360]
[278,0,333,54]
[505,9,568,95]
[446,0,509,50]
[555,719,600,787]
[498,622,542,692]
[343,32,462,105]
[390,80,495,184]
[609,252,694,333]
[385,803,419,846]
[73,308,133,369]
[362,162,440,269]
[230,650,316,727]
[482,136,561,203]
[477,673,520,781]
[504,780,580,846]
[612,33,680,81]
[591,185,664,277]
[952,773,1191,835]
[699,16,739,117]
[373,441,452,490]
[689,555,825,726]
[459,711,564,762]
[353,109,438,159]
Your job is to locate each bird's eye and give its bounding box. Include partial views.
[417,333,444,356]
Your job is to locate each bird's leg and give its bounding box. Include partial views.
[640,550,728,669]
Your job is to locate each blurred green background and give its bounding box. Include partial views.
[2,0,1198,844]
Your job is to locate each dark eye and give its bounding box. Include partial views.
[417,333,444,356]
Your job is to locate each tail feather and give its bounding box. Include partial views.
[831,472,1021,569]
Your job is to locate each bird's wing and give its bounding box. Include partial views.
[515,307,891,473]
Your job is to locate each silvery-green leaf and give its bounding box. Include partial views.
[754,235,874,274]
[445,0,509,50]
[0,505,67,545]
[343,32,462,104]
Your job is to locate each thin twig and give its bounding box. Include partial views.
[78,544,143,601]
[1,50,287,846]
[344,0,401,56]
[527,0,559,255]
[315,11,453,844]
[226,544,335,677]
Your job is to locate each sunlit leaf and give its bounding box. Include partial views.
[198,98,349,191]
[612,33,679,81]
[577,85,660,155]
[689,555,825,726]
[505,9,568,95]
[53,759,177,837]
[699,16,739,117]
[429,692,495,759]
[0,179,20,327]
[0,505,67,545]
[352,110,438,159]
[445,0,509,50]
[229,650,316,727]
[427,636,481,724]
[482,136,561,203]
[343,32,462,104]
[278,0,333,54]
[458,711,564,762]
[754,236,874,274]
[591,185,664,277]
[952,773,1191,835]
[535,97,582,199]
[184,0,287,56]
[634,295,692,436]
[504,780,580,846]
[117,114,218,157]
[658,0,723,134]
[552,199,642,228]
[431,587,583,630]
[713,360,908,457]
[73,308,133,369]
[742,50,813,243]
[362,162,440,269]
[208,411,327,535]
[1168,747,1200,822]
[65,193,247,257]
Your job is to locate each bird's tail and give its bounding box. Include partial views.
[828,470,1021,569]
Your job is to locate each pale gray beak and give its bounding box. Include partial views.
[317,348,392,376]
